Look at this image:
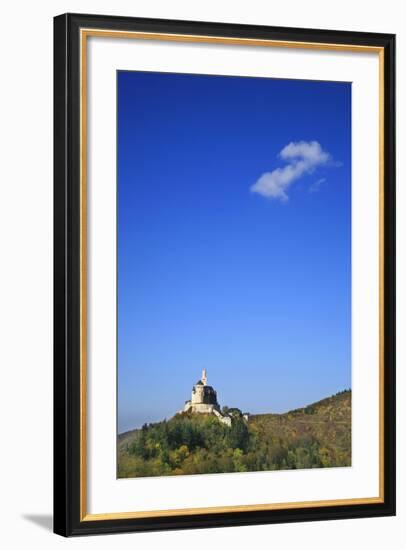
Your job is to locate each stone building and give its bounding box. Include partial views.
[182,369,231,426]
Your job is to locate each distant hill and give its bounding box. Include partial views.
[118,390,351,478]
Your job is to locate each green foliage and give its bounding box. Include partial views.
[225,416,249,451]
[117,390,352,478]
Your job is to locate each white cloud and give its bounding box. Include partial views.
[309,177,326,194]
[250,141,332,202]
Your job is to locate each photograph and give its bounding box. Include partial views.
[52,11,395,536]
[117,70,352,479]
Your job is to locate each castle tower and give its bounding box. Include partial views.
[181,370,231,426]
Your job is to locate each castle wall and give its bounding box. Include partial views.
[190,403,216,414]
[191,385,204,404]
[213,409,232,426]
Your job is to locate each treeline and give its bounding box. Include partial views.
[118,391,351,478]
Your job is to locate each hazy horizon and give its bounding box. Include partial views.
[118,381,351,434]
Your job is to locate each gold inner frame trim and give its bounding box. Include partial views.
[79,27,385,522]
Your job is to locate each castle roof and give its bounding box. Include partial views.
[195,380,204,386]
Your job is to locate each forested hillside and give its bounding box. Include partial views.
[118,390,351,478]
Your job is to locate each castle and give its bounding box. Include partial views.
[182,369,232,426]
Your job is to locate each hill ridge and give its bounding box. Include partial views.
[118,389,351,477]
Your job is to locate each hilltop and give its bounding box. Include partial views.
[118,390,351,478]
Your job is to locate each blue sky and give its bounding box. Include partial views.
[117,71,351,433]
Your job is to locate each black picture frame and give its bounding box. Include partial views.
[54,12,396,537]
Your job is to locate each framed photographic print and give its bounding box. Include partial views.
[53,13,396,536]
